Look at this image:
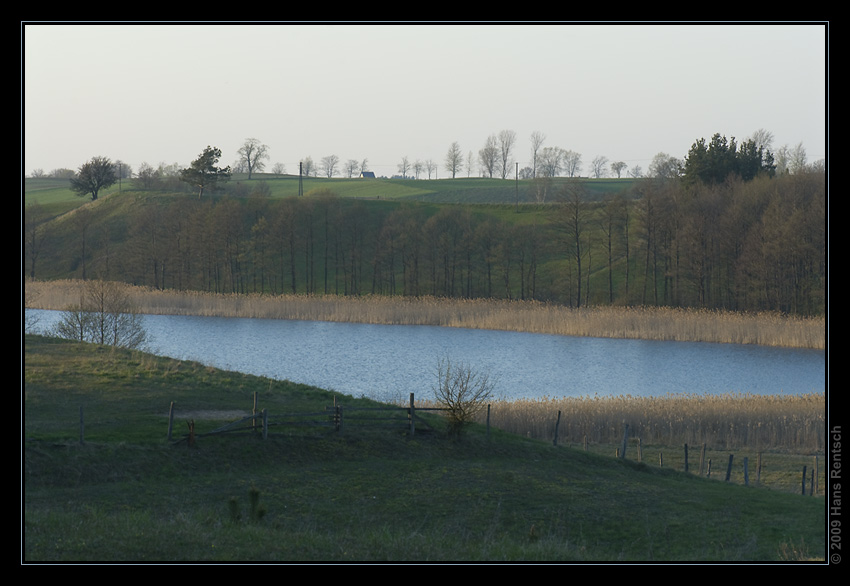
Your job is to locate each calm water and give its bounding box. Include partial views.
[26,309,825,403]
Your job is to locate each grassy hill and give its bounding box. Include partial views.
[23,335,825,562]
[24,174,634,206]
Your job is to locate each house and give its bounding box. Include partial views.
[359,171,376,178]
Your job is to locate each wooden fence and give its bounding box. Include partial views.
[66,400,820,495]
[167,392,448,443]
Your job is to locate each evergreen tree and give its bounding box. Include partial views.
[180,146,231,198]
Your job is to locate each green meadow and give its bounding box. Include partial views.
[23,335,825,562]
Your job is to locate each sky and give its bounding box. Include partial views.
[22,22,827,179]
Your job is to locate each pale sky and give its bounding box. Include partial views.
[22,22,827,179]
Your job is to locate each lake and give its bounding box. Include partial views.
[26,309,826,403]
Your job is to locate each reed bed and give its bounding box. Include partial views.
[26,279,825,349]
[460,392,826,453]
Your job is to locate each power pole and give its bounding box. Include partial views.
[298,161,303,196]
[515,162,519,212]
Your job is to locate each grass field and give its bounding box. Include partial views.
[24,174,635,206]
[23,335,826,562]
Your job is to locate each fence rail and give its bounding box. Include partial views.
[167,393,447,442]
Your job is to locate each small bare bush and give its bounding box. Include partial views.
[433,358,496,438]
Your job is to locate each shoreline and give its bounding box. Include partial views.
[24,279,826,350]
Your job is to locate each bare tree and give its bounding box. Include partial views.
[238,138,269,180]
[530,131,546,178]
[648,152,682,180]
[479,135,499,178]
[397,156,411,178]
[538,146,564,178]
[789,142,808,174]
[425,159,436,179]
[301,156,316,177]
[498,129,517,179]
[321,155,340,178]
[444,141,464,179]
[345,159,360,178]
[433,357,496,438]
[747,128,775,153]
[591,156,609,178]
[563,150,582,177]
[52,279,147,349]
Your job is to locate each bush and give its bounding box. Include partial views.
[433,358,496,438]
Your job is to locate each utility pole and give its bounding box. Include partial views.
[298,161,303,196]
[515,162,519,212]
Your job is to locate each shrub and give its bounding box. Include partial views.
[433,357,496,438]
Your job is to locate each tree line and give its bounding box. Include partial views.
[25,166,825,316]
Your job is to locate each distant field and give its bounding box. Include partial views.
[24,174,635,206]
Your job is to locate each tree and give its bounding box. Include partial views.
[529,131,546,178]
[237,138,269,179]
[563,150,582,177]
[301,156,316,177]
[538,146,564,178]
[683,133,775,184]
[52,279,147,349]
[610,161,628,178]
[425,159,437,180]
[444,141,464,179]
[497,129,517,179]
[433,357,496,438]
[69,156,116,201]
[554,180,592,307]
[180,146,231,198]
[345,159,360,178]
[321,155,339,178]
[397,156,411,178]
[649,152,682,180]
[24,202,51,279]
[478,135,499,178]
[590,155,609,178]
[136,162,160,190]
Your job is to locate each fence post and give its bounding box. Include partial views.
[262,409,268,440]
[743,457,749,486]
[253,392,258,432]
[167,401,175,441]
[409,392,415,437]
[725,454,734,482]
[699,443,706,476]
[553,410,561,447]
[637,438,642,462]
[683,443,689,472]
[619,423,629,459]
[801,465,807,495]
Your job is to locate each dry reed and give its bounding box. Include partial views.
[25,279,825,349]
[469,391,826,453]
